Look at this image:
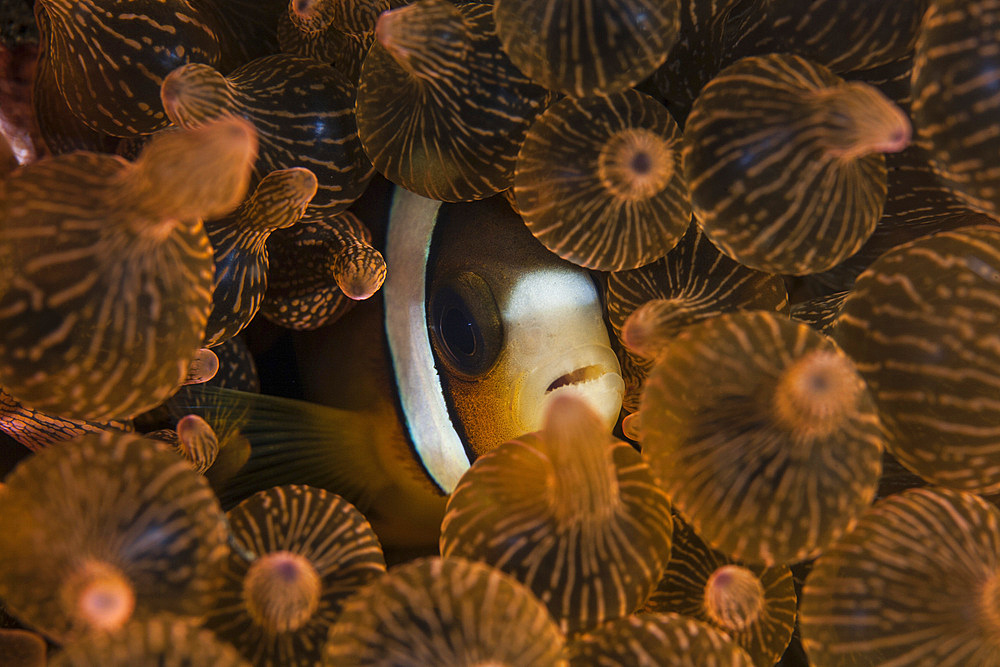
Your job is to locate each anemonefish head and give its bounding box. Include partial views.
[385,190,624,494]
[428,197,624,453]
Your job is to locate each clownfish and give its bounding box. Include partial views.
[194,188,624,547]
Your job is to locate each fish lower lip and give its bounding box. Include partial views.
[517,344,625,435]
[546,365,607,393]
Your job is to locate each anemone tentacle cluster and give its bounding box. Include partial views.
[3,0,1000,663]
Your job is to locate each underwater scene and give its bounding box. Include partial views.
[2,0,1000,664]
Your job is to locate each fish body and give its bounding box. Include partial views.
[208,188,624,546]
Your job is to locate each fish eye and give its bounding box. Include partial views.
[429,272,502,378]
[440,305,477,357]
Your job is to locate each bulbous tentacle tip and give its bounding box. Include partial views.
[621,410,642,441]
[540,393,623,519]
[282,168,321,207]
[160,63,230,129]
[184,348,220,385]
[374,0,470,78]
[816,82,912,160]
[622,300,669,359]
[174,414,220,474]
[242,168,320,233]
[289,0,337,31]
[374,4,403,52]
[598,128,677,202]
[878,116,912,155]
[160,66,192,105]
[543,391,606,439]
[291,0,319,18]
[128,117,259,222]
[203,116,259,167]
[62,560,136,634]
[704,565,765,632]
[244,551,322,633]
[333,242,387,300]
[621,297,702,360]
[773,347,865,439]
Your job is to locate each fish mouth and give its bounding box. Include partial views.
[517,346,625,434]
[546,365,609,393]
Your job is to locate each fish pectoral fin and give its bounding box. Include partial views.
[172,385,390,512]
